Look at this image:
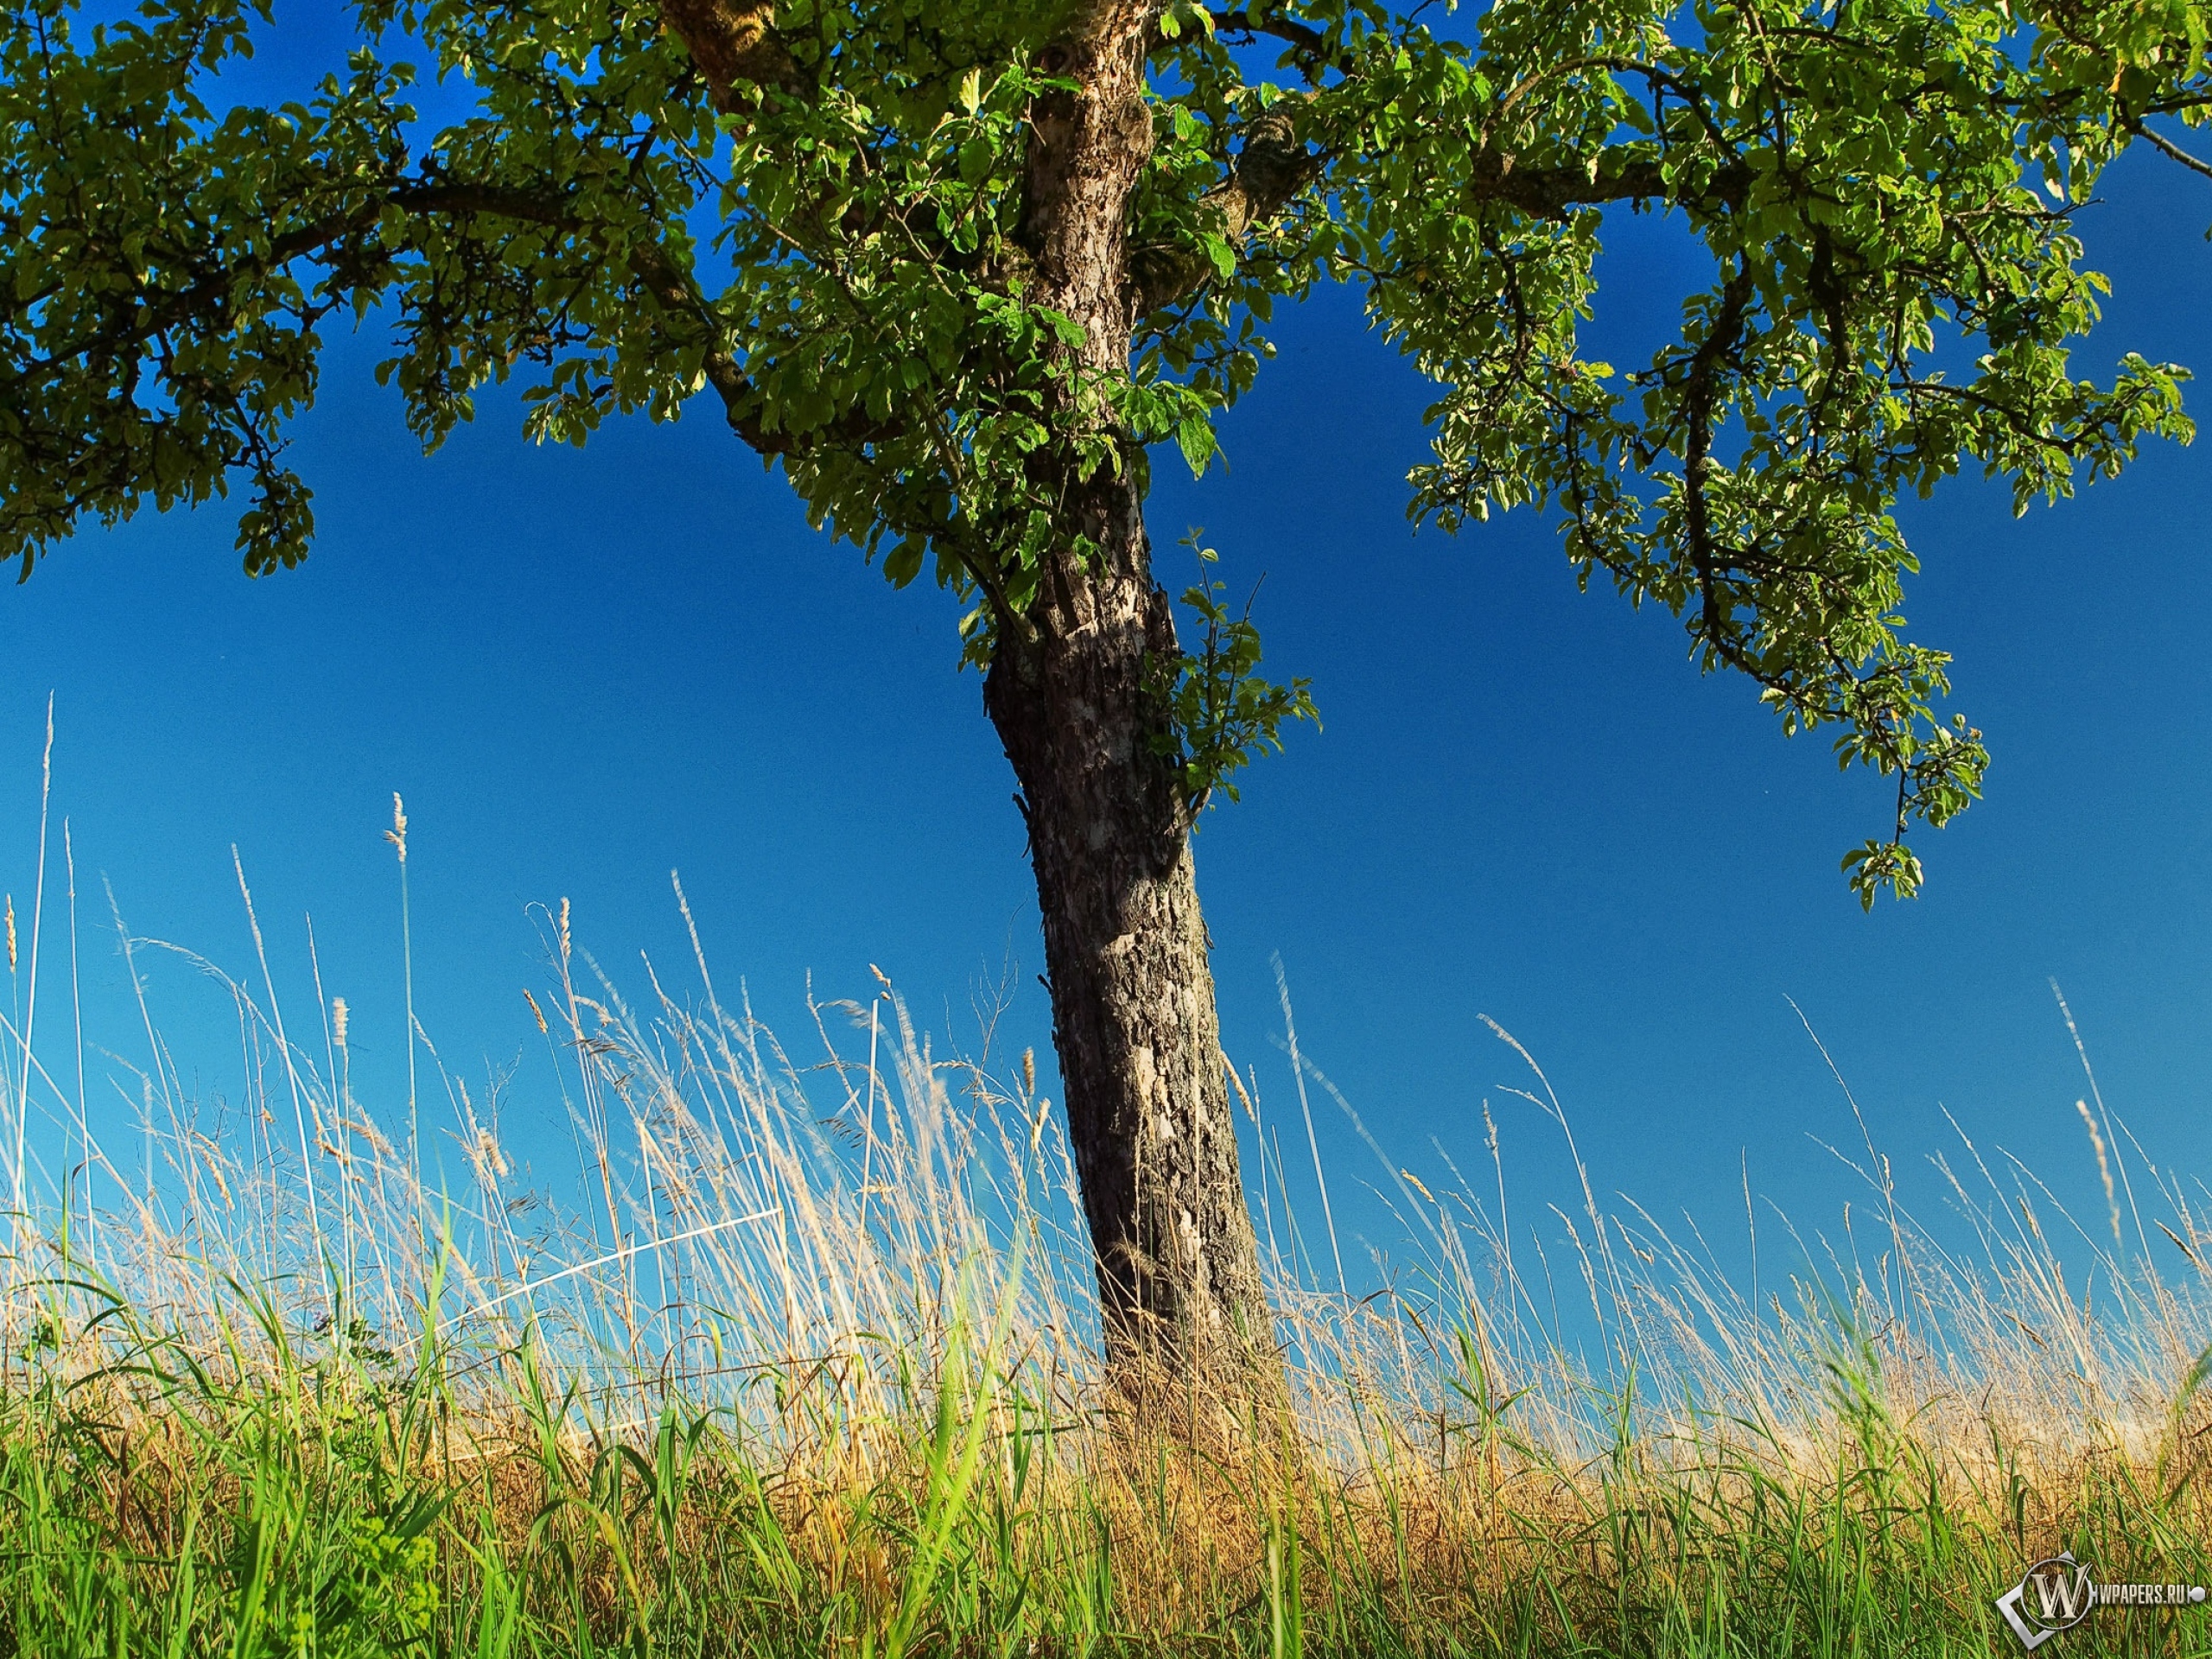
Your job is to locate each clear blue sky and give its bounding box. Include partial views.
[1,57,2206,1291]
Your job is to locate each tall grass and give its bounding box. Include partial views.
[0,867,2207,1655]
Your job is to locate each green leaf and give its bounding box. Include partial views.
[1176,415,1217,478]
[883,538,925,588]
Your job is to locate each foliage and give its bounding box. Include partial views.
[0,0,2208,892]
[1148,530,1319,819]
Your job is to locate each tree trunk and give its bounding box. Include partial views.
[984,1,1273,1382]
[986,504,1271,1376]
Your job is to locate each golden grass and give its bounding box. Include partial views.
[0,874,2208,1654]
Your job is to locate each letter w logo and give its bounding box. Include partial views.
[1998,1553,2099,1649]
[2031,1561,2094,1624]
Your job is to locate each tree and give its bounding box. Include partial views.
[1,0,2205,1378]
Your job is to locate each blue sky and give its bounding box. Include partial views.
[1,44,2208,1294]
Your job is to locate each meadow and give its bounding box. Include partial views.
[0,866,2208,1657]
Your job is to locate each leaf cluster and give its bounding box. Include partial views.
[1147,529,1319,820]
[1,0,2208,894]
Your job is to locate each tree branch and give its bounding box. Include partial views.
[2123,113,2212,181]
[652,0,802,111]
[1207,9,1338,77]
[1133,102,1322,314]
[1136,126,1732,317]
[1680,263,1757,663]
[1464,147,1725,219]
[10,175,895,469]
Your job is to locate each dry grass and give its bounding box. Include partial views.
[0,868,2208,1655]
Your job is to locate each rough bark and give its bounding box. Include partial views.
[987,496,1272,1376]
[983,1,1273,1379]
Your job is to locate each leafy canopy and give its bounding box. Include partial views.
[0,0,2203,896]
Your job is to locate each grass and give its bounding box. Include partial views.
[0,865,2207,1655]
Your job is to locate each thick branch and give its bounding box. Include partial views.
[1208,104,1320,242]
[1133,104,1321,314]
[1465,147,1719,219]
[652,0,801,112]
[1137,133,1727,315]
